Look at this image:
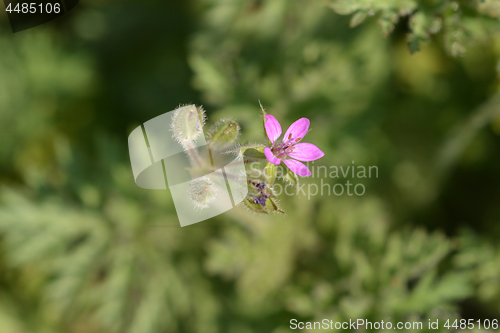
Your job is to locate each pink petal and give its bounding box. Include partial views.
[283,118,309,143]
[283,159,311,177]
[264,147,281,165]
[265,115,282,144]
[288,143,325,161]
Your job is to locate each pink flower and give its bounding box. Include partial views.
[263,115,325,177]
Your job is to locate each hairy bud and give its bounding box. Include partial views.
[171,105,206,148]
[207,119,240,143]
[188,175,219,209]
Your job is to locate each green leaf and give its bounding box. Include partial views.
[330,0,359,15]
[350,11,367,28]
[379,12,399,37]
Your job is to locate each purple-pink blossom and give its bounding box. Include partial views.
[264,115,324,177]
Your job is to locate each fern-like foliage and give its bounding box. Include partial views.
[330,0,500,56]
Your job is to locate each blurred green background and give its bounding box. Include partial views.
[1,0,500,332]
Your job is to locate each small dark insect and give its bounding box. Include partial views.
[253,196,267,206]
[248,180,270,206]
[256,182,266,189]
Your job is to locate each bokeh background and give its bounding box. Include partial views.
[1,0,500,332]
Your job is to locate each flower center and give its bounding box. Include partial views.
[272,137,300,159]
